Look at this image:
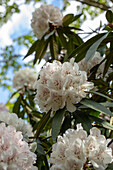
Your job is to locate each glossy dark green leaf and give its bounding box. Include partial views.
[13,95,22,114]
[88,91,113,102]
[106,10,113,23]
[63,13,82,27]
[63,14,74,26]
[103,49,113,77]
[69,33,108,62]
[23,40,39,59]
[89,115,113,130]
[52,108,65,141]
[106,163,113,170]
[61,113,71,134]
[57,29,67,49]
[50,34,59,60]
[80,99,113,116]
[35,111,51,138]
[34,38,49,64]
[85,33,108,62]
[36,144,45,155]
[74,110,92,133]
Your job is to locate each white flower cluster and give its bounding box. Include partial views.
[34,59,94,116]
[31,4,63,39]
[13,67,37,91]
[78,52,112,78]
[0,110,33,140]
[0,123,37,170]
[78,52,103,74]
[49,124,113,170]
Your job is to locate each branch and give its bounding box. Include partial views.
[73,0,110,11]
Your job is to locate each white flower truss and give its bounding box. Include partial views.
[0,110,33,140]
[78,51,112,78]
[0,123,37,170]
[49,124,113,170]
[13,67,37,91]
[34,58,94,116]
[31,4,63,39]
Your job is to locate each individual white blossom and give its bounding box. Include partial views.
[31,4,63,39]
[78,52,112,78]
[49,124,113,169]
[13,67,37,91]
[78,52,103,73]
[34,58,94,116]
[0,103,8,112]
[0,123,37,170]
[0,110,33,140]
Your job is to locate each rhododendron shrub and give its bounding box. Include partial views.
[2,3,113,170]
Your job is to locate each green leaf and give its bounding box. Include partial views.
[85,33,108,62]
[100,102,113,107]
[13,95,22,114]
[103,49,113,77]
[61,113,71,134]
[63,13,82,27]
[23,40,39,59]
[36,144,45,155]
[106,163,113,170]
[89,115,113,130]
[50,34,59,60]
[63,14,74,26]
[35,111,51,138]
[80,99,113,116]
[88,91,113,102]
[106,10,113,23]
[57,29,67,49]
[69,33,108,62]
[74,110,92,133]
[34,38,49,64]
[52,108,65,141]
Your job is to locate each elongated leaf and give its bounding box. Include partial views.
[50,34,58,60]
[24,40,39,59]
[80,99,113,116]
[89,115,113,130]
[69,33,108,61]
[61,114,71,134]
[13,95,22,114]
[36,144,45,155]
[74,110,92,133]
[103,49,113,77]
[35,111,51,138]
[106,163,113,170]
[88,91,113,102]
[63,14,74,26]
[100,102,113,107]
[85,33,108,62]
[34,38,49,64]
[63,13,82,27]
[57,29,67,49]
[106,10,113,23]
[52,108,65,141]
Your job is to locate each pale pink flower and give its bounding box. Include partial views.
[13,67,37,91]
[49,124,112,169]
[34,59,94,116]
[0,123,37,170]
